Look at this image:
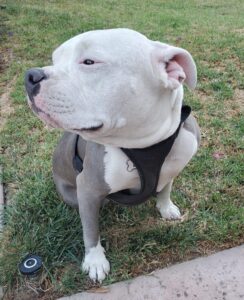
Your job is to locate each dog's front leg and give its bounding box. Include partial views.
[156,180,182,220]
[76,172,110,282]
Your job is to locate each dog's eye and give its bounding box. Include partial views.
[83,59,95,65]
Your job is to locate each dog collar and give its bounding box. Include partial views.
[73,105,191,206]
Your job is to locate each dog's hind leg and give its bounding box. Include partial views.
[156,180,181,220]
[54,175,78,209]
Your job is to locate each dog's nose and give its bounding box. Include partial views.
[25,68,46,99]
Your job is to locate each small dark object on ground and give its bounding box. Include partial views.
[19,254,43,276]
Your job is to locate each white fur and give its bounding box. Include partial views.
[31,28,196,149]
[82,240,110,282]
[156,181,181,219]
[158,200,182,220]
[104,145,140,193]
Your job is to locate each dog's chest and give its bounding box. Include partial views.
[103,145,140,193]
[103,128,198,195]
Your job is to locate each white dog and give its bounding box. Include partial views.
[25,28,200,282]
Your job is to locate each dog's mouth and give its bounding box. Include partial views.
[29,101,61,128]
[28,98,104,133]
[72,123,104,133]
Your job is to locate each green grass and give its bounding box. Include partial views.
[0,0,244,298]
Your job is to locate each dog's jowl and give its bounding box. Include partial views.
[25,28,200,282]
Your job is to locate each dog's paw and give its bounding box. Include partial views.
[82,242,110,282]
[157,200,181,220]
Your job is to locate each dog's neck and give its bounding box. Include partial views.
[93,87,184,149]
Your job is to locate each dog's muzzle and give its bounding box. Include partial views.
[25,68,46,100]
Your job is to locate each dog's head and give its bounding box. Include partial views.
[25,28,196,148]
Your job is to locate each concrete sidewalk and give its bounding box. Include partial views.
[59,245,244,300]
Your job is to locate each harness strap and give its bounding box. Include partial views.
[107,105,191,205]
[73,135,83,172]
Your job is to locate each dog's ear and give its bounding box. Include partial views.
[151,41,197,90]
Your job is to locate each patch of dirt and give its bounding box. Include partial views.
[128,237,244,279]
[223,101,243,122]
[232,28,244,34]
[4,289,60,300]
[0,76,16,131]
[196,88,243,137]
[0,8,15,131]
[0,7,11,74]
[197,88,243,119]
[232,88,244,114]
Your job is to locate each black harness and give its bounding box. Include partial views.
[73,105,191,206]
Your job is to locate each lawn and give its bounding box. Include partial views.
[0,0,244,299]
